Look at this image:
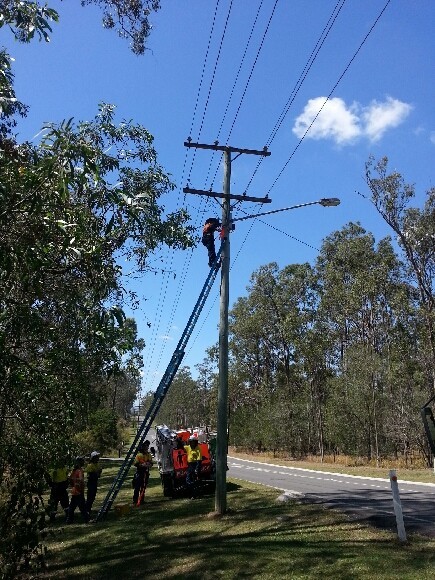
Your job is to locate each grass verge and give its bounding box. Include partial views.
[42,463,435,579]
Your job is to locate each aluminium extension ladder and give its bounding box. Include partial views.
[95,248,222,521]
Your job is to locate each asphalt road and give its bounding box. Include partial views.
[228,456,435,538]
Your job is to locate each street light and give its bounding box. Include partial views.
[319,197,340,207]
[215,195,340,515]
[232,197,340,223]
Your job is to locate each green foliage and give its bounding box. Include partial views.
[156,366,210,428]
[0,50,29,137]
[0,0,59,43]
[366,156,435,391]
[82,0,161,55]
[0,430,54,578]
[0,1,172,573]
[0,483,47,578]
[0,101,192,577]
[0,1,161,53]
[75,409,119,454]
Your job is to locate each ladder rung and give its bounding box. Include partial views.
[95,246,222,521]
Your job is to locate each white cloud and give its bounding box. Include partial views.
[430,131,435,145]
[362,97,412,142]
[293,97,360,144]
[159,335,173,341]
[293,96,412,145]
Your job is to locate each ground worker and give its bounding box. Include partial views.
[66,457,89,524]
[46,464,70,522]
[184,436,202,499]
[201,217,221,267]
[85,451,102,514]
[132,440,153,506]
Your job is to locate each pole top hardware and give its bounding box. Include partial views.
[183,187,271,204]
[184,141,271,156]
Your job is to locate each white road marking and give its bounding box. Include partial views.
[228,457,435,493]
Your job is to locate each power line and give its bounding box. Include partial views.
[209,0,280,191]
[225,0,280,145]
[158,1,271,386]
[267,0,392,196]
[142,1,223,389]
[186,0,234,186]
[186,0,222,144]
[203,0,265,189]
[266,0,347,148]
[144,1,391,386]
[244,0,347,196]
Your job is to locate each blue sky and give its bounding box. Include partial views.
[3,0,434,395]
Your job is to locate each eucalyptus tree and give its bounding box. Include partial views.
[315,223,415,462]
[227,262,320,455]
[195,355,219,428]
[366,156,435,393]
[0,0,160,54]
[156,366,205,428]
[0,101,193,576]
[106,318,145,417]
[232,262,317,388]
[0,2,183,574]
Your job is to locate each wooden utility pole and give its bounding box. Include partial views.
[184,140,271,514]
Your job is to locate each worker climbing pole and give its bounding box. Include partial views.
[95,249,222,521]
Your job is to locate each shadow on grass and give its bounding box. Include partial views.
[44,473,435,580]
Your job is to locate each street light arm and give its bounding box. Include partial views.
[232,198,340,223]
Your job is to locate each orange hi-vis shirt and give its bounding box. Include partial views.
[203,220,220,235]
[69,468,85,496]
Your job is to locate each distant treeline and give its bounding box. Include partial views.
[155,158,435,467]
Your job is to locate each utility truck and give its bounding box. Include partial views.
[155,424,216,497]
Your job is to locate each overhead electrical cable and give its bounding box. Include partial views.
[181,0,221,195]
[141,270,172,391]
[267,0,392,196]
[224,0,279,145]
[266,0,347,147]
[186,0,234,186]
[244,0,347,195]
[142,1,222,391]
[171,1,270,368]
[203,0,265,189]
[165,0,235,344]
[209,0,280,191]
[175,1,391,374]
[148,0,383,385]
[217,0,265,142]
[145,1,237,391]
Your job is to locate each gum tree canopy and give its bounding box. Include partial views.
[0,2,195,575]
[0,0,161,54]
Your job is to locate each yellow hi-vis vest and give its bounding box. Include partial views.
[49,467,68,483]
[184,445,202,463]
